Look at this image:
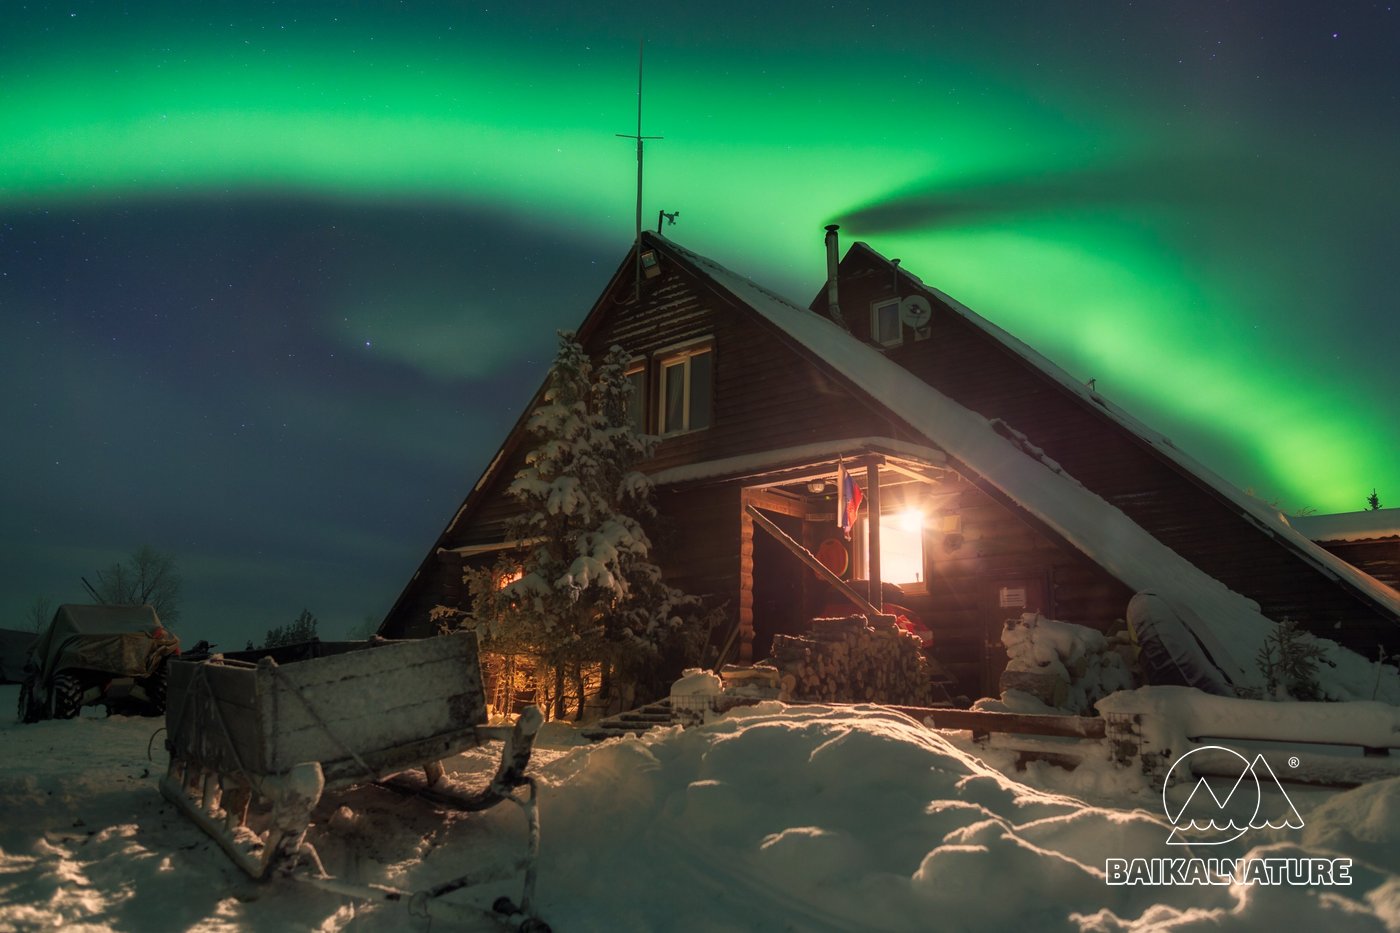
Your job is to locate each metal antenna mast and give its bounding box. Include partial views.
[617,39,662,297]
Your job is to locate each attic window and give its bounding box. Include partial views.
[640,249,661,279]
[657,341,713,435]
[871,299,902,348]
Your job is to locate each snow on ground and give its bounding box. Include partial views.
[3,684,1400,931]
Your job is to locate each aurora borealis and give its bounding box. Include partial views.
[2,2,1396,645]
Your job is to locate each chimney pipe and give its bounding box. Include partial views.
[824,224,847,329]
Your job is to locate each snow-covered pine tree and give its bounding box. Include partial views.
[468,332,711,719]
[1255,617,1329,701]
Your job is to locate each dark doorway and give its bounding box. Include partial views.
[751,509,807,663]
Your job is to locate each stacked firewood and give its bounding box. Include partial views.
[770,615,934,706]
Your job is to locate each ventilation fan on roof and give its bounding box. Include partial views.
[899,295,933,340]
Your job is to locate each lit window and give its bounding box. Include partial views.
[624,361,647,434]
[853,510,924,585]
[657,344,713,435]
[871,299,902,348]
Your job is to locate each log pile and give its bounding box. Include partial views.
[769,615,934,706]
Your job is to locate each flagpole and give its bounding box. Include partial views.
[836,458,847,539]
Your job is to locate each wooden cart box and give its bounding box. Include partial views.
[166,632,487,789]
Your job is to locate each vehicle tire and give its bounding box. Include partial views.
[49,672,84,720]
[144,663,168,716]
[17,679,40,723]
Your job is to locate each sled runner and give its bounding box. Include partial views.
[161,631,548,931]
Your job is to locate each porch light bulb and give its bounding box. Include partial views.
[898,509,923,533]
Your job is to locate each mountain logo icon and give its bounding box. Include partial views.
[1162,746,1305,846]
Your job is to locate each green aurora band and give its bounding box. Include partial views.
[3,15,1394,515]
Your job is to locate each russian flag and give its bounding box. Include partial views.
[837,461,863,540]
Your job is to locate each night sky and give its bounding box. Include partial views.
[3,2,1396,649]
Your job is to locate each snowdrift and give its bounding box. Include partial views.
[3,687,1399,931]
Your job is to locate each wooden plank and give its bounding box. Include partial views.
[268,666,476,739]
[744,504,884,620]
[883,462,945,487]
[885,705,1108,740]
[866,461,882,611]
[268,678,484,768]
[274,641,475,702]
[271,695,473,772]
[166,660,268,775]
[320,729,484,789]
[744,489,807,518]
[236,634,484,774]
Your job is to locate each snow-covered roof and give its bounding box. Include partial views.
[439,537,545,558]
[653,234,1399,691]
[846,242,1400,613]
[1291,508,1400,543]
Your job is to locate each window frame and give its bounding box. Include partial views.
[654,338,715,436]
[623,357,649,435]
[870,298,903,349]
[850,508,928,590]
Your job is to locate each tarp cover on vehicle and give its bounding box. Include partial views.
[1126,592,1235,697]
[30,604,179,682]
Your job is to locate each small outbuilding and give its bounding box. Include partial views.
[0,628,36,684]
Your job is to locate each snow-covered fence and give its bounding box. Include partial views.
[875,688,1400,789]
[1097,686,1400,787]
[883,705,1111,773]
[889,706,1108,741]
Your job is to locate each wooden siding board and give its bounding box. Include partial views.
[1318,541,1400,590]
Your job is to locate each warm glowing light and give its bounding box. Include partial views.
[878,514,923,585]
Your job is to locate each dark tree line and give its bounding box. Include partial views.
[262,609,320,648]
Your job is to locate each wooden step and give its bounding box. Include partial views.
[581,727,653,741]
[583,699,685,742]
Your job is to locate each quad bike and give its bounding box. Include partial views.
[161,631,549,931]
[17,604,179,723]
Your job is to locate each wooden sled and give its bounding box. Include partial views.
[161,632,548,931]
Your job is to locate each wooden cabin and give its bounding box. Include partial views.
[1292,509,1400,592]
[380,230,1400,700]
